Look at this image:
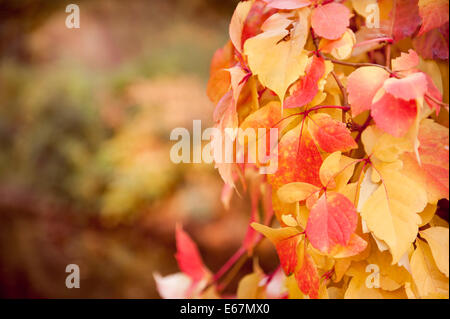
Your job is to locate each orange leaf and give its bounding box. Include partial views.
[295,240,320,299]
[311,3,351,40]
[305,192,358,254]
[308,113,358,153]
[268,124,323,190]
[284,56,326,109]
[276,235,303,275]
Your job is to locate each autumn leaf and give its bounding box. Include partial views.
[294,240,320,299]
[371,90,418,138]
[417,0,449,36]
[251,223,302,275]
[413,23,449,60]
[311,3,351,40]
[319,28,356,60]
[383,72,428,101]
[307,113,357,153]
[347,66,390,117]
[392,49,420,72]
[360,164,427,263]
[410,239,449,298]
[230,1,253,53]
[284,56,326,109]
[391,0,422,42]
[400,119,449,203]
[420,227,449,277]
[244,10,310,102]
[175,225,208,283]
[305,192,358,254]
[268,123,323,190]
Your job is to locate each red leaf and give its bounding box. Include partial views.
[276,235,302,275]
[371,91,418,137]
[268,124,323,190]
[413,23,449,60]
[284,56,326,109]
[305,192,358,254]
[242,1,278,44]
[417,0,449,36]
[294,240,319,299]
[175,225,208,283]
[391,0,422,42]
[308,113,358,153]
[263,0,311,9]
[383,72,428,101]
[311,3,351,40]
[347,67,390,117]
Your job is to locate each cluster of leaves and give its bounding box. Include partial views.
[156,0,449,299]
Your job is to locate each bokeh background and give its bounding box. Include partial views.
[0,0,278,298]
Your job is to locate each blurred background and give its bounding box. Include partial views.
[0,0,278,298]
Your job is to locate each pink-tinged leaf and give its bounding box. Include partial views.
[154,272,192,299]
[295,241,320,299]
[242,1,278,44]
[392,49,420,72]
[391,0,422,42]
[230,1,253,53]
[329,234,368,258]
[424,74,443,114]
[418,0,449,36]
[401,119,449,203]
[383,72,428,101]
[175,225,208,283]
[276,235,302,275]
[308,113,358,153]
[284,56,326,109]
[305,192,358,254]
[347,67,390,116]
[371,91,418,137]
[268,125,323,190]
[413,23,449,60]
[311,3,351,40]
[263,0,311,9]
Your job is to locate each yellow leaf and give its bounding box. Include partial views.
[410,239,449,298]
[244,9,310,102]
[362,125,415,163]
[419,204,438,227]
[344,265,408,299]
[319,151,357,190]
[320,29,356,60]
[277,182,320,203]
[360,165,427,263]
[420,227,449,277]
[251,222,300,243]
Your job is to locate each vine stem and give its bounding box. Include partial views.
[354,37,393,48]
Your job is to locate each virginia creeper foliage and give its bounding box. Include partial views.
[157,0,449,299]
